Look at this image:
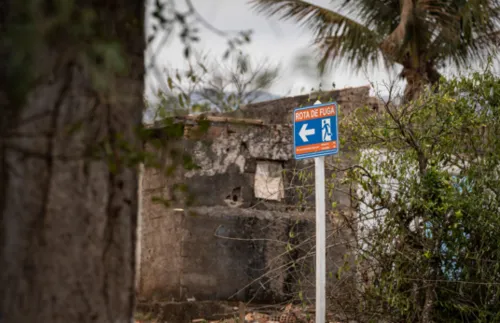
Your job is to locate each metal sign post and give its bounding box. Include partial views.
[315,154,326,323]
[293,100,339,323]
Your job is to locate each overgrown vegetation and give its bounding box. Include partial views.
[339,65,500,322]
[146,52,279,119]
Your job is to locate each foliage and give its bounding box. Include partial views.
[250,0,500,101]
[146,52,279,119]
[342,66,500,322]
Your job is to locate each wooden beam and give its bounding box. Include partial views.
[184,115,264,125]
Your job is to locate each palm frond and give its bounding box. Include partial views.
[252,0,500,88]
[434,30,500,69]
[250,0,383,71]
[344,0,399,30]
[426,0,500,68]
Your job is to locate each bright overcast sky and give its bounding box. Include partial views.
[147,0,497,98]
[146,0,400,97]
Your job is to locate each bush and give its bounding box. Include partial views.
[342,67,500,322]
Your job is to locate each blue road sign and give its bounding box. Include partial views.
[293,102,339,159]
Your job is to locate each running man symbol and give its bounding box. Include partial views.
[321,119,332,141]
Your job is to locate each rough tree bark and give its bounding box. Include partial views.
[0,1,144,322]
[401,58,441,103]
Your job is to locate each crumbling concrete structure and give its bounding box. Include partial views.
[137,86,379,304]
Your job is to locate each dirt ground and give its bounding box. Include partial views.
[134,300,345,323]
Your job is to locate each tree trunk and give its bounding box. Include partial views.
[403,68,427,103]
[421,283,435,323]
[402,62,441,103]
[0,1,144,322]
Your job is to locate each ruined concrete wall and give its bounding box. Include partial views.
[138,123,357,303]
[182,123,291,209]
[172,207,311,302]
[180,121,355,213]
[138,86,376,304]
[221,86,378,124]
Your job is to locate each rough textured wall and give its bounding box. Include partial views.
[138,86,376,304]
[179,121,355,212]
[221,86,378,124]
[138,123,356,303]
[139,169,184,301]
[1,2,144,323]
[183,123,291,208]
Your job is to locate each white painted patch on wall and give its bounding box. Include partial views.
[254,161,285,201]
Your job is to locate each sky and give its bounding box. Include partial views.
[146,0,403,98]
[146,0,498,99]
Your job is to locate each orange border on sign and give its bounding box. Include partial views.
[294,104,336,122]
[295,141,337,155]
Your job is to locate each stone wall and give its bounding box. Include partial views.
[139,205,317,302]
[220,86,379,124]
[137,86,376,304]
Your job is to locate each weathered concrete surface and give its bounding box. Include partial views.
[138,86,376,304]
[139,206,310,302]
[221,86,379,124]
[182,124,291,208]
[138,204,353,303]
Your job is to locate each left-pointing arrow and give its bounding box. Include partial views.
[299,123,315,142]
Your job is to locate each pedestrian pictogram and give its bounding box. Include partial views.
[321,119,332,142]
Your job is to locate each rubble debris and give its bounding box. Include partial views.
[188,303,343,323]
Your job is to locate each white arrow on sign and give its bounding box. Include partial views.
[299,123,315,142]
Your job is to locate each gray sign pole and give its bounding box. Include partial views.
[314,100,326,323]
